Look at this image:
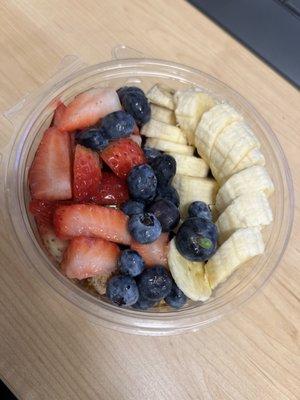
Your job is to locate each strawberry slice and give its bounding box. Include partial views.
[61,236,119,279]
[129,134,142,146]
[54,204,131,244]
[53,101,67,127]
[92,171,129,205]
[73,144,102,202]
[29,199,57,226]
[29,127,72,200]
[131,233,169,267]
[101,138,146,178]
[56,88,121,132]
[29,199,73,226]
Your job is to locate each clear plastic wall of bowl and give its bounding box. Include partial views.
[0,46,294,335]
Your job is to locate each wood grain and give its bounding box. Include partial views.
[0,1,299,399]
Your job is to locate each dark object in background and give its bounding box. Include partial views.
[188,0,300,88]
[0,380,17,399]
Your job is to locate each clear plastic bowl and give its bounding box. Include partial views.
[1,49,294,335]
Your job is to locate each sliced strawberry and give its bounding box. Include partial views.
[129,134,142,146]
[131,233,169,267]
[73,144,102,202]
[101,138,146,178]
[56,88,121,132]
[38,223,68,263]
[29,199,56,226]
[29,199,73,226]
[61,236,119,279]
[53,101,67,127]
[54,204,131,244]
[91,171,129,205]
[133,123,140,135]
[29,127,72,200]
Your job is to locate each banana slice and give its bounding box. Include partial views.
[172,174,219,214]
[167,152,209,178]
[141,119,187,144]
[210,205,219,223]
[205,227,265,289]
[195,104,243,162]
[174,89,215,145]
[147,84,175,110]
[145,138,194,156]
[216,148,266,185]
[168,239,212,301]
[150,104,176,125]
[216,166,274,211]
[216,192,273,243]
[209,121,260,181]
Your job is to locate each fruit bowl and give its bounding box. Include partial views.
[1,50,293,335]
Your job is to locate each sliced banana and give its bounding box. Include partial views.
[168,239,212,301]
[150,104,176,125]
[216,192,273,243]
[145,138,194,156]
[167,152,209,178]
[174,89,215,145]
[147,84,175,110]
[216,148,266,185]
[205,227,265,289]
[216,166,274,212]
[209,205,219,223]
[141,119,187,144]
[172,174,219,214]
[195,104,243,162]
[209,120,260,182]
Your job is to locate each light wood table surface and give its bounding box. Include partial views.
[0,1,299,399]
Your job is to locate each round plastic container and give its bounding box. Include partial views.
[1,46,294,335]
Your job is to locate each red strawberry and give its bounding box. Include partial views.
[29,199,57,226]
[131,233,169,267]
[29,199,73,226]
[29,127,72,200]
[56,88,121,132]
[101,138,146,178]
[61,236,119,279]
[53,101,67,127]
[73,144,102,202]
[92,171,129,205]
[54,204,131,244]
[129,134,142,147]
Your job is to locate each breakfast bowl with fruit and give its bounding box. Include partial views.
[1,54,293,335]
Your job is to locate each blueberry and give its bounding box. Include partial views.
[138,266,172,301]
[156,185,180,207]
[121,200,145,216]
[151,154,176,188]
[76,127,108,150]
[118,249,145,277]
[175,217,218,261]
[117,86,151,127]
[127,164,157,201]
[131,295,157,310]
[106,275,139,306]
[143,147,161,164]
[164,281,187,309]
[148,199,180,232]
[188,201,212,221]
[128,212,162,244]
[100,110,135,140]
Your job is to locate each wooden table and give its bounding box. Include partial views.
[0,1,299,399]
